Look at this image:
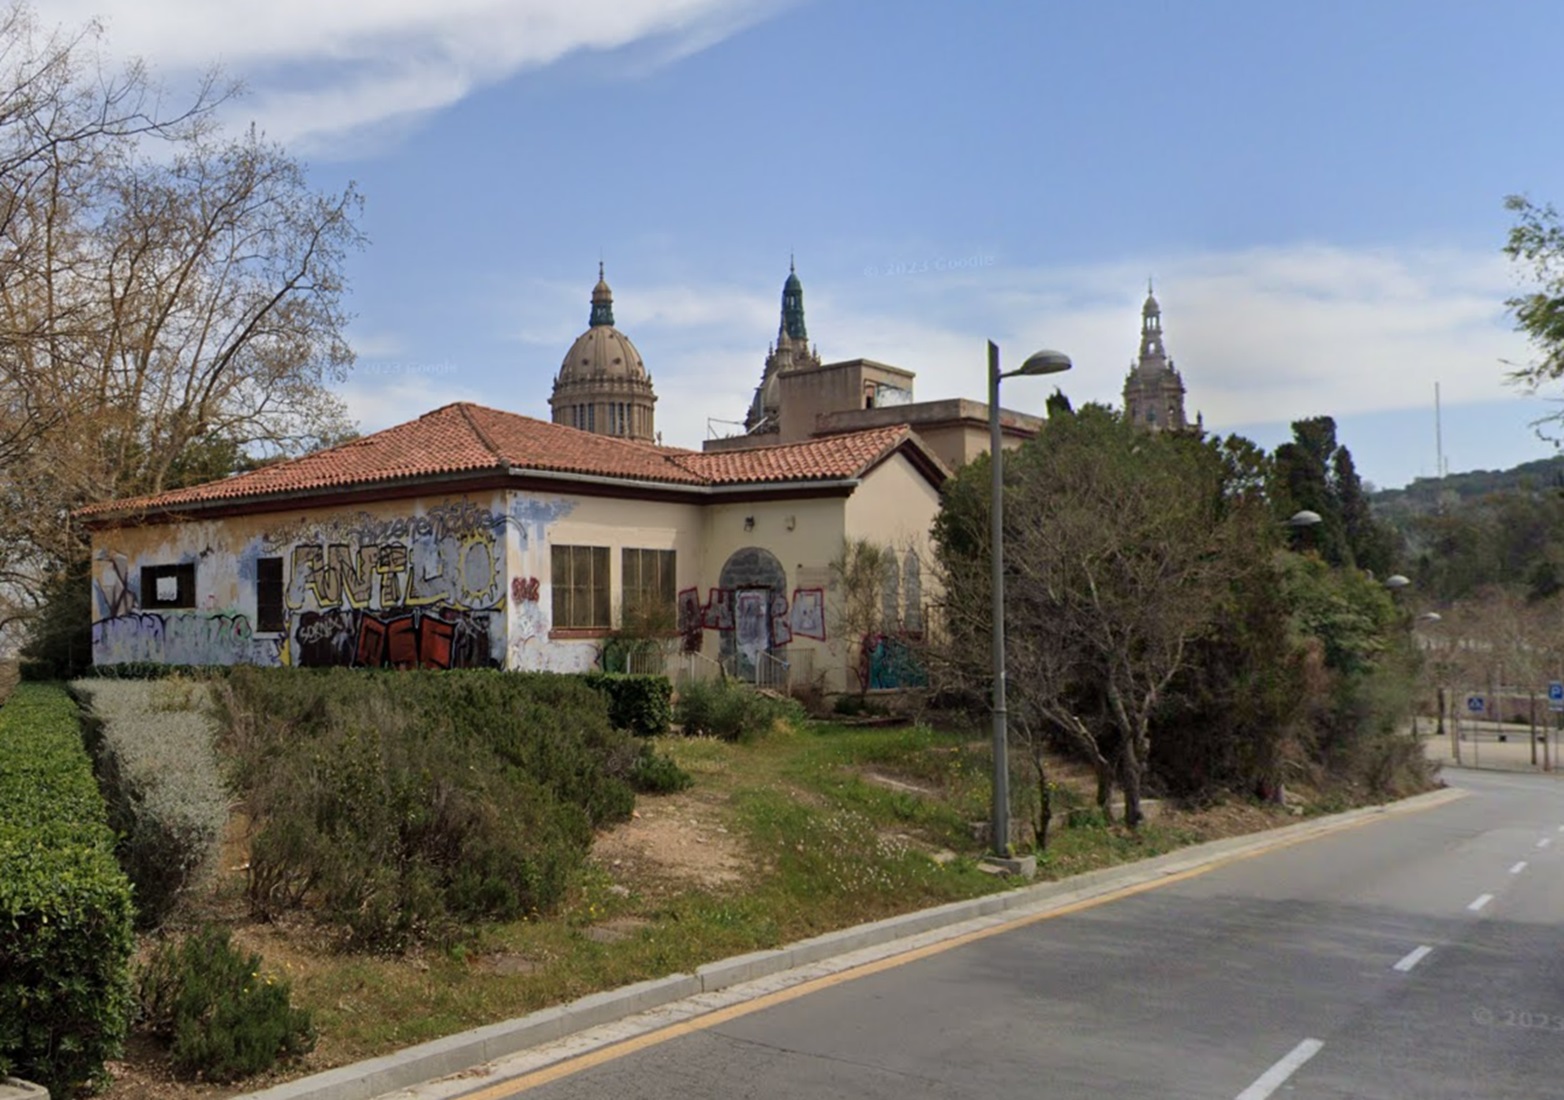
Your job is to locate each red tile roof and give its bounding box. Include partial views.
[77,403,941,520]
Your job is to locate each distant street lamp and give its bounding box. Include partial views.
[1283,510,1322,551]
[988,340,1071,863]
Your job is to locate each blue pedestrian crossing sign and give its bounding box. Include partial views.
[1550,681,1564,713]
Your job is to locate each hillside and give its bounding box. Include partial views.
[1369,453,1564,523]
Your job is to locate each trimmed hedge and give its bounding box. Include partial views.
[581,672,673,737]
[0,683,136,1097]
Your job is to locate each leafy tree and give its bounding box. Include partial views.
[934,405,1253,828]
[1504,194,1564,413]
[1271,415,1399,573]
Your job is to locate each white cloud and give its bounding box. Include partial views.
[34,0,784,151]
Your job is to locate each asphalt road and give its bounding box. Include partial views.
[471,769,1564,1099]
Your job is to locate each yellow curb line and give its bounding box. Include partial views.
[460,788,1465,1098]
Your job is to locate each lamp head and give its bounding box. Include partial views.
[1286,509,1323,528]
[1015,349,1073,377]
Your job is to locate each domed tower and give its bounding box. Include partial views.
[551,264,657,441]
[1122,281,1190,432]
[745,258,822,435]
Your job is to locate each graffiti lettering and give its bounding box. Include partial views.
[264,499,502,551]
[702,588,734,631]
[287,535,499,612]
[93,612,283,667]
[511,576,540,603]
[294,607,496,670]
[770,592,792,646]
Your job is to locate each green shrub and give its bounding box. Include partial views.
[138,926,313,1082]
[629,748,694,793]
[71,679,228,929]
[0,684,135,1097]
[581,672,673,737]
[214,668,643,952]
[674,678,804,742]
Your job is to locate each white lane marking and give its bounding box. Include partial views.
[1236,1038,1325,1100]
[1538,837,1553,849]
[1393,945,1433,973]
[1511,861,1529,874]
[1469,893,1494,912]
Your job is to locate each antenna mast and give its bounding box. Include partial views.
[1435,381,1446,480]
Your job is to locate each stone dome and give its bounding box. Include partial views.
[550,264,657,442]
[557,265,650,384]
[559,324,648,383]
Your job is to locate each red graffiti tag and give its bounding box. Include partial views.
[512,576,540,603]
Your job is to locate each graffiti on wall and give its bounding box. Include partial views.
[789,588,825,640]
[263,499,513,668]
[294,608,493,669]
[733,589,769,667]
[680,585,826,645]
[859,633,927,691]
[677,587,703,653]
[511,576,540,603]
[93,550,136,618]
[92,612,283,666]
[286,537,501,611]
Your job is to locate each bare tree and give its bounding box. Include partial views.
[0,3,362,634]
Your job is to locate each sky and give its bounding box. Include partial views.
[37,0,1564,491]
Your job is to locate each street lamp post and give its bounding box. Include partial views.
[988,340,1071,863]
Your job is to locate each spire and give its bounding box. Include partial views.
[589,262,614,328]
[1139,282,1165,364]
[781,259,807,342]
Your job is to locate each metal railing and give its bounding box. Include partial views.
[623,641,668,677]
[754,650,790,692]
[674,649,725,688]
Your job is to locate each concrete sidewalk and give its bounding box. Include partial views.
[237,788,1463,1100]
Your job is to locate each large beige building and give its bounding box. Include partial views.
[705,265,1045,469]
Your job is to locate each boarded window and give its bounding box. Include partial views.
[904,552,923,633]
[882,555,900,629]
[141,563,195,610]
[621,548,675,622]
[256,557,285,632]
[551,545,610,629]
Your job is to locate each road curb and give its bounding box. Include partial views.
[235,787,1461,1100]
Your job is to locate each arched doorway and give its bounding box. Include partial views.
[717,546,787,681]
